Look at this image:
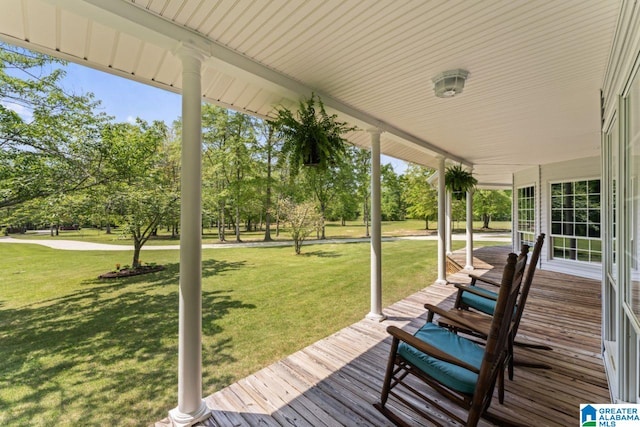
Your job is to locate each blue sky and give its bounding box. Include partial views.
[62,63,182,125]
[60,62,407,173]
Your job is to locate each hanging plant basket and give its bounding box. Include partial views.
[267,93,356,172]
[444,164,477,200]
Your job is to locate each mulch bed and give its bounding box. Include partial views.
[98,265,165,279]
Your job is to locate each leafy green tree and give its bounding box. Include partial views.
[474,189,512,228]
[403,164,437,229]
[451,198,467,230]
[302,156,358,239]
[101,120,176,268]
[0,44,110,208]
[256,121,283,241]
[351,146,371,236]
[228,112,259,241]
[327,145,363,225]
[381,164,406,221]
[202,105,260,242]
[202,105,231,241]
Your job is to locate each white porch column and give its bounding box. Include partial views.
[437,156,447,284]
[445,191,452,255]
[465,188,474,270]
[366,128,385,321]
[169,46,210,427]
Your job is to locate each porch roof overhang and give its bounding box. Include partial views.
[0,0,621,187]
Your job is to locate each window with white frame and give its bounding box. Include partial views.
[550,180,601,263]
[517,185,535,248]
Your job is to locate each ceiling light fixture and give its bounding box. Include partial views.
[432,69,469,98]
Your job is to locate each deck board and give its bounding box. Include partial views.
[156,246,609,426]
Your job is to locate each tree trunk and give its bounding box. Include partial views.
[105,205,112,234]
[364,200,370,237]
[235,204,241,242]
[320,204,326,240]
[132,241,142,269]
[264,136,273,241]
[218,204,226,242]
[275,200,281,237]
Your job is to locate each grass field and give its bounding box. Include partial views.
[0,230,506,425]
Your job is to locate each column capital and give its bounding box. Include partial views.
[174,42,206,62]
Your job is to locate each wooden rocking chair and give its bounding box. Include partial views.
[451,234,545,317]
[375,252,527,427]
[433,234,549,389]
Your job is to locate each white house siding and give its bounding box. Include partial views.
[600,0,640,405]
[513,157,603,280]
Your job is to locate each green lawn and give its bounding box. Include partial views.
[11,219,511,245]
[0,238,504,425]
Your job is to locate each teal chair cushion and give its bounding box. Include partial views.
[460,286,498,315]
[397,322,484,395]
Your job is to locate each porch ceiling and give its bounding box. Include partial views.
[0,0,621,186]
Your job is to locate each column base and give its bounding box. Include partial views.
[366,311,387,322]
[168,400,210,427]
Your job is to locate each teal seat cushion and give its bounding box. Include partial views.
[461,286,498,315]
[397,322,484,395]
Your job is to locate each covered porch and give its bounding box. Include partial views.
[157,245,608,426]
[0,1,628,424]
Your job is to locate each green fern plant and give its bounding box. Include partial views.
[268,93,356,172]
[445,164,477,200]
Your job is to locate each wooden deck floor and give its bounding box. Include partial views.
[158,246,610,426]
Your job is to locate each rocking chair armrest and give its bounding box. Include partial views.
[386,326,480,374]
[467,273,501,288]
[423,304,486,334]
[452,283,499,301]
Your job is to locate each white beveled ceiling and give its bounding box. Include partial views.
[0,0,622,186]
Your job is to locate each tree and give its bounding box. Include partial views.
[403,164,437,229]
[474,190,512,229]
[351,146,371,236]
[101,119,176,268]
[0,44,111,208]
[279,198,321,254]
[302,167,329,239]
[202,105,260,242]
[381,164,406,221]
[256,121,282,241]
